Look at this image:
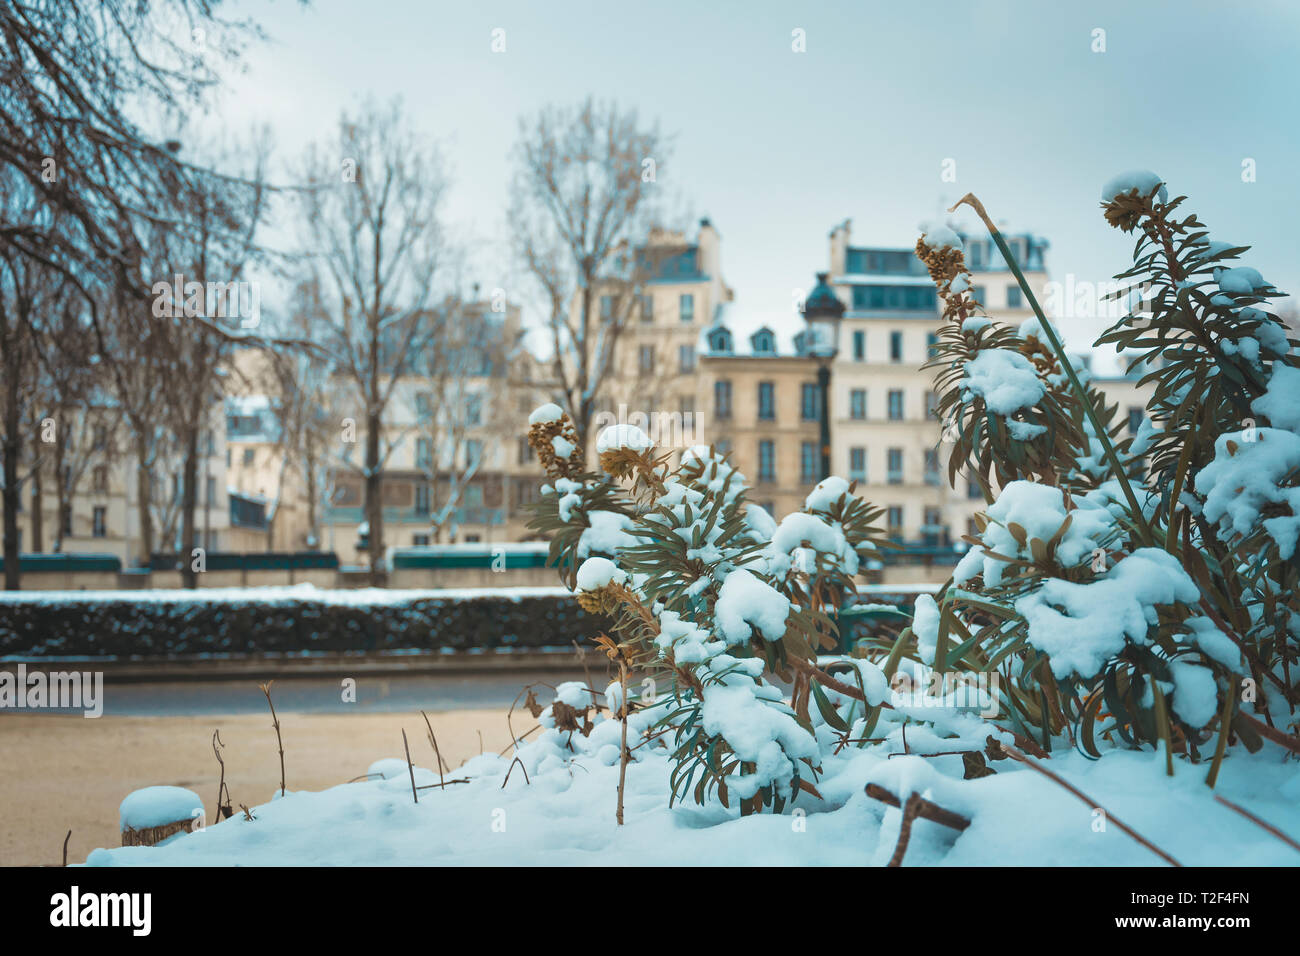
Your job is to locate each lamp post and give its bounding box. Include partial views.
[801,272,845,481]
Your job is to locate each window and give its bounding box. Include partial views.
[715,438,732,456]
[758,440,775,483]
[638,345,655,374]
[465,439,483,466]
[757,382,775,421]
[61,505,72,536]
[967,517,981,537]
[714,380,733,419]
[415,483,430,515]
[924,449,941,486]
[890,331,903,362]
[708,326,733,353]
[679,344,696,373]
[1007,285,1022,308]
[851,285,938,312]
[518,436,531,466]
[242,448,255,466]
[463,485,484,509]
[679,293,695,322]
[751,328,776,354]
[92,466,108,493]
[680,395,695,417]
[206,476,216,507]
[415,391,432,417]
[887,390,904,421]
[887,505,904,536]
[416,438,432,469]
[600,294,615,319]
[923,506,944,539]
[972,286,986,306]
[800,383,821,421]
[640,294,654,323]
[967,477,984,500]
[850,389,866,420]
[93,425,107,449]
[412,534,430,546]
[853,330,866,361]
[466,394,482,426]
[464,534,481,543]
[92,506,106,538]
[926,331,940,358]
[800,442,819,484]
[849,447,866,482]
[1127,406,1144,435]
[925,390,939,420]
[887,448,903,484]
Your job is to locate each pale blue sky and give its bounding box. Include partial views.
[217,0,1299,354]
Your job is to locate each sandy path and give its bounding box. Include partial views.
[0,709,519,866]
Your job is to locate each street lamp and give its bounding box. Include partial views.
[801,272,845,481]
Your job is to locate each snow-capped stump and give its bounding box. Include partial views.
[119,786,204,847]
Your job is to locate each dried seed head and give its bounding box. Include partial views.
[528,412,584,479]
[1101,188,1161,233]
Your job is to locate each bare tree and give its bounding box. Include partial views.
[411,304,522,541]
[509,98,670,450]
[143,132,271,586]
[294,99,456,584]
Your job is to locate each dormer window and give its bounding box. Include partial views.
[751,328,776,355]
[708,326,734,353]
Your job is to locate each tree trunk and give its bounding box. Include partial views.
[364,410,383,586]
[1,432,19,591]
[29,466,42,553]
[180,426,199,589]
[136,458,154,567]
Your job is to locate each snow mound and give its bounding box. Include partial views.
[119,786,203,830]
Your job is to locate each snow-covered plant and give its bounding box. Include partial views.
[525,410,890,813]
[917,179,1299,779]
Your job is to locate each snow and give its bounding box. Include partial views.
[551,435,575,459]
[766,512,859,576]
[575,556,625,591]
[367,758,413,781]
[1015,548,1201,680]
[962,316,992,334]
[1167,659,1219,727]
[1197,427,1300,559]
[713,569,791,644]
[1214,266,1270,294]
[959,349,1045,416]
[921,224,963,252]
[528,403,564,425]
[1252,365,1300,433]
[0,584,570,606]
[804,476,850,512]
[595,424,653,454]
[119,786,203,830]
[954,481,1116,588]
[1101,170,1168,204]
[912,594,941,665]
[1006,420,1047,441]
[82,681,1300,866]
[577,510,635,558]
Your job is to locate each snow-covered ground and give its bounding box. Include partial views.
[82,684,1300,867]
[0,584,570,605]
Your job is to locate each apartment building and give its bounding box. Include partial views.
[823,219,1052,579]
[697,307,822,520]
[318,298,548,565]
[12,403,231,567]
[591,219,731,460]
